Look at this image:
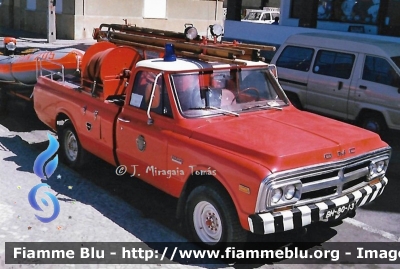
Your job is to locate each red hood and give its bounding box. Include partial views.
[189,109,387,172]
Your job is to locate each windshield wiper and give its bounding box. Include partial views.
[208,106,239,117]
[242,103,283,111]
[188,106,239,117]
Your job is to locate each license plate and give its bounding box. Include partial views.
[323,202,356,220]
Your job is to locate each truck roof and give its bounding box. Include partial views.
[285,32,400,58]
[136,57,268,72]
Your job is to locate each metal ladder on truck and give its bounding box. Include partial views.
[92,23,276,65]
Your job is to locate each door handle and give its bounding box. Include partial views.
[117,117,130,123]
[359,85,367,90]
[338,81,343,90]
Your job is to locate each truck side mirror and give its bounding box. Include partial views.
[146,72,163,125]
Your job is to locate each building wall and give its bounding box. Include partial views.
[0,0,224,40]
[75,0,224,39]
[0,0,44,33]
[0,0,13,28]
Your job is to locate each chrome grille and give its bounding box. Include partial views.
[299,159,370,202]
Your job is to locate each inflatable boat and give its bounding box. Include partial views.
[0,47,84,85]
[0,38,84,108]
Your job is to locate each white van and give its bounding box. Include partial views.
[271,33,400,133]
[242,8,280,24]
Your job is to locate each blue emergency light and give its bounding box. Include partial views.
[164,43,176,62]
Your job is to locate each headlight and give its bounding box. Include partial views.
[368,158,389,180]
[265,180,302,208]
[271,188,282,203]
[376,160,385,173]
[284,185,296,200]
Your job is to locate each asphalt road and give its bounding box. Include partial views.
[0,93,400,269]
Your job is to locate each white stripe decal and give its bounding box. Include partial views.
[315,202,328,218]
[359,185,373,206]
[248,217,254,233]
[359,196,369,207]
[259,213,275,234]
[380,185,387,195]
[332,195,350,207]
[281,210,294,231]
[375,182,383,190]
[365,185,373,194]
[369,188,379,202]
[298,206,312,226]
[315,202,328,210]
[378,179,387,196]
[353,190,363,202]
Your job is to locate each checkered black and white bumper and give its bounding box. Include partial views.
[248,177,388,235]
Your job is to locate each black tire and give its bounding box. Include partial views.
[185,184,248,248]
[58,122,86,168]
[286,92,302,109]
[359,112,386,134]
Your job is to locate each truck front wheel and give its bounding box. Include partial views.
[58,122,86,168]
[185,184,247,248]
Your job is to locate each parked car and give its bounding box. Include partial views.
[242,8,280,24]
[271,32,400,133]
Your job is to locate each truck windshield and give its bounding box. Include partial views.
[171,67,289,118]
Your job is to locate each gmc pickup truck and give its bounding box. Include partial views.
[33,24,391,247]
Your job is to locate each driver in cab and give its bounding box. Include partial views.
[174,73,202,111]
[174,73,236,113]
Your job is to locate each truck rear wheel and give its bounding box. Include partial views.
[185,184,247,248]
[58,122,86,168]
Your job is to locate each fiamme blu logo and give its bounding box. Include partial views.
[28,133,60,223]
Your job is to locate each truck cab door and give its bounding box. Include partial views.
[115,70,174,192]
[306,49,356,120]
